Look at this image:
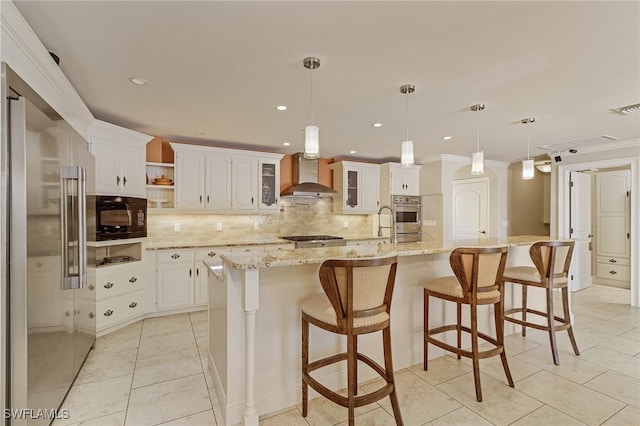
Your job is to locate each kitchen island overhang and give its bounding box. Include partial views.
[205,236,554,426]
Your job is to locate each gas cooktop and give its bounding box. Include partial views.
[281,235,346,248]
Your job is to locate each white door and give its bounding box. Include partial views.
[569,172,592,291]
[596,170,631,259]
[92,138,121,194]
[175,152,205,209]
[232,156,257,210]
[206,155,232,210]
[360,165,380,213]
[453,178,488,242]
[119,143,146,197]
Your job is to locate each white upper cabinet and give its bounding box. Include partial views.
[380,162,420,202]
[171,144,282,211]
[89,120,152,197]
[330,161,380,214]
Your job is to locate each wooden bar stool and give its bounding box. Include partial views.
[503,240,579,365]
[301,255,403,426]
[423,246,513,402]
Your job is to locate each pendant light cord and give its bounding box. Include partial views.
[405,89,410,141]
[526,120,531,160]
[476,108,480,152]
[309,67,314,125]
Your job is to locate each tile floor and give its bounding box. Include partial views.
[55,284,640,426]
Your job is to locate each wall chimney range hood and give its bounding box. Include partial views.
[280,153,337,198]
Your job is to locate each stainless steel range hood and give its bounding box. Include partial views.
[280,153,338,198]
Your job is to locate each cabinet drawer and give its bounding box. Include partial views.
[95,265,145,300]
[595,256,630,266]
[264,243,295,251]
[195,247,231,261]
[596,263,630,282]
[96,290,145,330]
[157,249,194,263]
[231,245,264,254]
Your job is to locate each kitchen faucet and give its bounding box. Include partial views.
[377,205,395,244]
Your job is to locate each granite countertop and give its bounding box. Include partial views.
[208,235,551,271]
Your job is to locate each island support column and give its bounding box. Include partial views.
[242,268,260,426]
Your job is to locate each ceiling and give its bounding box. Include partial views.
[14,1,640,164]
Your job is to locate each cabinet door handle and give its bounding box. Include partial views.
[104,282,114,289]
[171,253,180,259]
[123,176,127,187]
[129,302,138,308]
[88,284,95,290]
[251,197,254,204]
[89,312,94,319]
[609,259,617,263]
[129,276,137,283]
[104,309,114,317]
[609,270,618,275]
[189,268,192,277]
[208,251,216,257]
[200,195,203,203]
[116,176,120,186]
[207,195,210,203]
[196,268,199,277]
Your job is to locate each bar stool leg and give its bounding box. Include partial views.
[562,287,580,356]
[301,317,309,417]
[423,291,429,371]
[347,332,356,426]
[470,303,482,402]
[352,335,358,396]
[456,303,462,360]
[495,299,514,387]
[546,285,560,365]
[383,327,403,426]
[521,284,528,337]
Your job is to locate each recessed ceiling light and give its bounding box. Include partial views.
[195,131,206,136]
[276,105,288,111]
[372,123,382,128]
[282,142,290,146]
[349,150,357,154]
[129,77,148,85]
[442,136,452,140]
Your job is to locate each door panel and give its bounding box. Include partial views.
[453,179,488,242]
[569,171,592,291]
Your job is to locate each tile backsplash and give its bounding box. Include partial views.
[146,198,375,246]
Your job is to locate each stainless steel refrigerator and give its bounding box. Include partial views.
[3,65,95,425]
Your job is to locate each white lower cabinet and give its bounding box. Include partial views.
[92,261,146,333]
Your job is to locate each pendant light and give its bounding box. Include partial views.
[400,84,415,167]
[470,104,485,175]
[521,117,536,180]
[303,57,320,159]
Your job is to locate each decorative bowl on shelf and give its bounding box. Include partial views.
[148,199,170,208]
[153,175,173,185]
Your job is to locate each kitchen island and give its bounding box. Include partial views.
[205,236,550,426]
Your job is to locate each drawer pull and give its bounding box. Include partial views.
[104,282,114,289]
[129,276,137,283]
[609,270,618,275]
[129,302,138,308]
[208,251,216,257]
[171,253,181,259]
[104,309,113,317]
[88,284,95,290]
[609,259,617,263]
[89,312,94,319]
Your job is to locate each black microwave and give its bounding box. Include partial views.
[90,196,147,241]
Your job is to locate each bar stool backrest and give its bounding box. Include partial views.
[319,256,398,326]
[530,240,575,281]
[449,246,509,302]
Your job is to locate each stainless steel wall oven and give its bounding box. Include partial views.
[392,195,421,242]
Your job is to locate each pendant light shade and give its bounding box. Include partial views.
[470,104,485,175]
[401,140,414,166]
[303,57,320,159]
[521,117,535,180]
[400,84,415,167]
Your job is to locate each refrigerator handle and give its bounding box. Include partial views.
[61,166,87,290]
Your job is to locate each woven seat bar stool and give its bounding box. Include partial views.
[503,240,579,366]
[424,246,513,402]
[301,255,403,426]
